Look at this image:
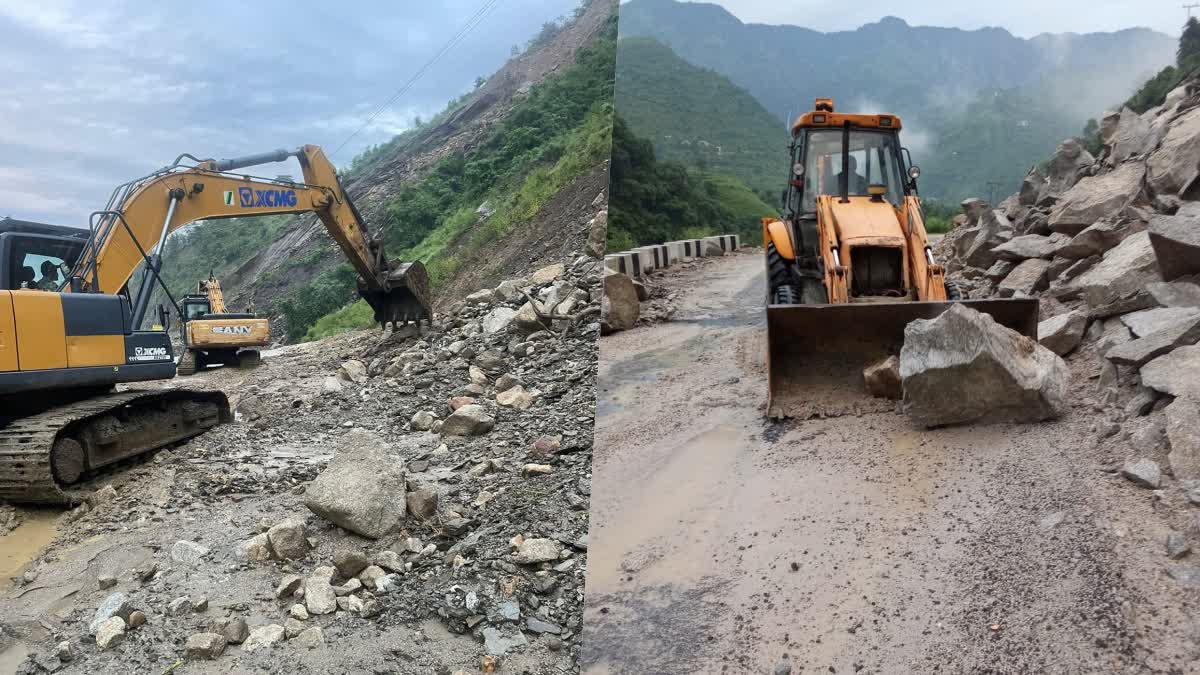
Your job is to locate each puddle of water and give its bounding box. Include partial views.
[0,509,61,591]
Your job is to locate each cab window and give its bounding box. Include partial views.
[798,129,905,213]
[6,236,83,291]
[185,301,211,320]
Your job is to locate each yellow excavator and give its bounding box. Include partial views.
[176,274,270,376]
[761,100,1038,418]
[0,145,430,503]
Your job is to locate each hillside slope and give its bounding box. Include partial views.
[615,37,785,196]
[162,0,615,340]
[616,0,1175,201]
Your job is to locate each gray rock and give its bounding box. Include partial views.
[1124,387,1159,417]
[1109,107,1156,164]
[512,538,562,564]
[304,430,407,539]
[862,355,902,399]
[410,411,436,431]
[481,307,517,334]
[1038,310,1087,356]
[496,384,534,410]
[1055,219,1144,260]
[1105,316,1200,367]
[304,567,338,616]
[525,617,562,634]
[275,574,303,599]
[1120,307,1200,337]
[167,596,192,616]
[236,533,273,562]
[337,359,368,384]
[586,210,608,259]
[465,288,495,305]
[284,617,306,639]
[333,551,369,579]
[1147,106,1200,195]
[963,210,1015,270]
[406,487,439,520]
[54,641,75,663]
[90,593,134,635]
[1048,162,1144,235]
[1167,399,1200,481]
[96,574,116,590]
[1042,138,1095,199]
[296,626,324,649]
[185,633,227,660]
[1120,458,1162,489]
[998,258,1051,296]
[442,404,495,436]
[1148,279,1200,308]
[94,617,126,650]
[481,627,528,656]
[1019,168,1045,206]
[1168,532,1192,559]
[170,540,209,566]
[1149,211,1200,281]
[900,304,1069,427]
[210,617,249,645]
[602,269,640,334]
[1142,345,1200,399]
[374,550,404,572]
[528,262,564,285]
[992,234,1059,260]
[267,520,309,560]
[242,624,286,653]
[1069,232,1161,317]
[984,260,1015,281]
[290,604,309,621]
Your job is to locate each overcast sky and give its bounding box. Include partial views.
[0,0,581,225]
[671,0,1186,38]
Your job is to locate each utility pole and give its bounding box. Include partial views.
[1186,3,1200,19]
[986,181,1002,206]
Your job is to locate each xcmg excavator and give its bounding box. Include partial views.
[0,145,430,503]
[761,99,1039,418]
[176,274,270,376]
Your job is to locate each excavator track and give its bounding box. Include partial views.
[0,389,230,504]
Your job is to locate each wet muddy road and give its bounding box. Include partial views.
[582,250,1199,674]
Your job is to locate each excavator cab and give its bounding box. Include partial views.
[761,99,1039,418]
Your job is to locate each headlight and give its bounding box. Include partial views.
[793,163,805,177]
[909,166,921,180]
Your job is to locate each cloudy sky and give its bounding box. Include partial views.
[0,0,581,224]
[675,0,1186,38]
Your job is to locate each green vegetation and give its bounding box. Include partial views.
[608,115,775,251]
[154,214,291,308]
[920,199,957,234]
[615,37,786,197]
[1124,18,1200,113]
[276,4,617,341]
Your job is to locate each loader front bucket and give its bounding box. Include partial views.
[765,298,1040,419]
[359,260,433,328]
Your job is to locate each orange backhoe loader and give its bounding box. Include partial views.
[761,99,1038,418]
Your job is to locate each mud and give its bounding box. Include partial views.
[582,250,1200,673]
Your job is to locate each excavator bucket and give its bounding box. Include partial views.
[359,260,433,328]
[765,298,1040,419]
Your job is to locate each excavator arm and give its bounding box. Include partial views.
[73,144,429,329]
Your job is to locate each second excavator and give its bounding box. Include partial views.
[0,145,430,503]
[761,99,1038,418]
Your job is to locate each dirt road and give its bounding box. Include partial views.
[582,250,1200,674]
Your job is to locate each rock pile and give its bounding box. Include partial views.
[935,75,1200,482]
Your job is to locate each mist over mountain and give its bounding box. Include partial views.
[616,0,1176,201]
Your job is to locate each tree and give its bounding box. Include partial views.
[1180,17,1200,73]
[474,76,487,89]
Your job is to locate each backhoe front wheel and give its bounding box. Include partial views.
[767,243,799,306]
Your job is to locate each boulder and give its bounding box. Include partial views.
[1167,399,1200,480]
[997,259,1051,296]
[296,626,324,649]
[1147,106,1200,195]
[304,430,407,539]
[1038,310,1087,356]
[481,307,517,334]
[1042,138,1095,199]
[1148,211,1200,281]
[170,540,209,566]
[1121,458,1162,489]
[1054,219,1144,260]
[185,633,227,660]
[465,289,495,305]
[337,360,368,384]
[1119,307,1200,337]
[984,260,1015,281]
[303,567,338,616]
[442,405,495,436]
[266,520,309,560]
[513,301,546,334]
[496,384,534,410]
[992,234,1058,261]
[213,617,249,645]
[863,355,902,400]
[962,210,1014,270]
[406,487,439,520]
[899,304,1069,427]
[1019,168,1046,206]
[586,210,608,259]
[602,269,640,334]
[95,617,126,650]
[1148,278,1200,308]
[90,593,134,635]
[410,411,435,431]
[512,538,563,564]
[702,239,724,256]
[1142,345,1200,399]
[528,263,564,285]
[333,551,370,579]
[1069,232,1161,317]
[1048,162,1145,235]
[1109,107,1157,164]
[236,533,273,562]
[242,624,286,653]
[493,278,526,302]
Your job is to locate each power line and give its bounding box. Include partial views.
[329,0,504,160]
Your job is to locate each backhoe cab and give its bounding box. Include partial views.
[761,99,1039,418]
